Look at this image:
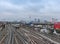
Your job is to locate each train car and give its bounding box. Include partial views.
[54,22,60,33]
[40,22,60,34]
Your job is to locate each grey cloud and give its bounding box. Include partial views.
[0,0,60,21]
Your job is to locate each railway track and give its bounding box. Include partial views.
[28,28,60,43]
[0,24,37,44]
[39,32,60,43]
[20,27,60,44]
[0,24,27,44]
[0,24,60,44]
[31,28,60,43]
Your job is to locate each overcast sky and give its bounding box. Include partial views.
[0,0,60,21]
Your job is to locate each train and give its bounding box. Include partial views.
[46,22,60,34]
[54,22,60,33]
[21,21,60,33]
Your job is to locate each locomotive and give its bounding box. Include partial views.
[54,22,60,33]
